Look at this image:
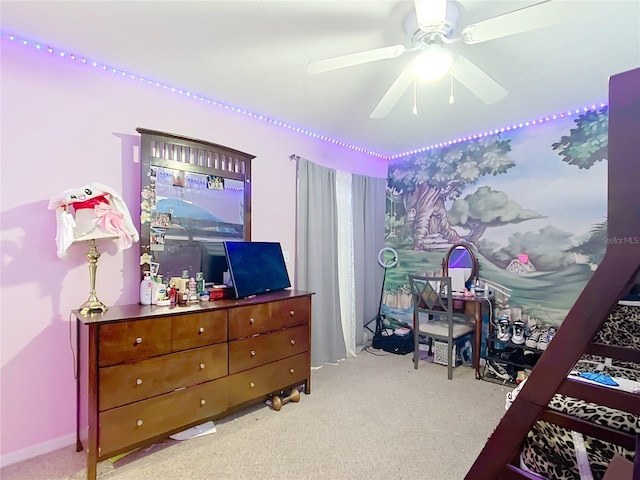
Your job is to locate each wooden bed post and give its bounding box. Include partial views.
[465,67,640,479]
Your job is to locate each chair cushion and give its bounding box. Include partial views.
[417,317,475,338]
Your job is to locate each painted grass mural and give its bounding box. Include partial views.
[383,106,609,328]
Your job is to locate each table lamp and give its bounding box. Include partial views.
[48,182,139,314]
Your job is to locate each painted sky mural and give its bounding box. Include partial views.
[383,106,608,328]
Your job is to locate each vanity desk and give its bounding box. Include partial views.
[442,242,491,379]
[450,293,491,379]
[74,290,312,480]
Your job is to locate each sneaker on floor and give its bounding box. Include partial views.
[511,320,526,345]
[496,317,512,342]
[487,360,513,381]
[499,350,514,362]
[537,327,556,351]
[525,325,543,349]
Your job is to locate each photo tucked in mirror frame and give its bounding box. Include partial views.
[137,128,254,284]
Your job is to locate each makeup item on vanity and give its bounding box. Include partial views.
[140,272,153,305]
[168,285,178,306]
[151,281,167,305]
[196,272,205,293]
[188,277,198,302]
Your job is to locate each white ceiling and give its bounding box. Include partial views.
[2,1,639,156]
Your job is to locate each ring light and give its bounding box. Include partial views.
[377,247,398,269]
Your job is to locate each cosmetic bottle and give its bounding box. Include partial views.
[151,280,166,305]
[140,272,153,305]
[196,272,205,293]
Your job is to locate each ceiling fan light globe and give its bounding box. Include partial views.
[413,46,454,83]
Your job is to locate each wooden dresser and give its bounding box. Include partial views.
[74,290,312,480]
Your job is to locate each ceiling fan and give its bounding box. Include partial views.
[307,0,565,118]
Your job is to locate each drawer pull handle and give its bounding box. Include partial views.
[290,339,296,345]
[136,419,143,427]
[200,399,206,406]
[200,363,206,370]
[135,337,143,344]
[290,368,295,374]
[250,350,256,356]
[249,318,255,324]
[136,378,143,385]
[250,382,255,388]
[289,310,295,316]
[198,327,205,334]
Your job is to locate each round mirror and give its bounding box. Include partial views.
[443,243,478,283]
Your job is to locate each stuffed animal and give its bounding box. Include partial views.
[48,182,139,259]
[516,370,528,384]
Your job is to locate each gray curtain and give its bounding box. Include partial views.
[296,158,387,366]
[296,158,346,366]
[352,174,386,351]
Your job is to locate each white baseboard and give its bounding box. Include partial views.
[0,433,76,469]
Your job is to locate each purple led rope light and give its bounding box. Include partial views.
[2,31,608,161]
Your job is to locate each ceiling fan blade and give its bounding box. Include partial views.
[450,57,507,104]
[461,1,566,44]
[370,67,414,119]
[307,44,405,74]
[414,0,448,31]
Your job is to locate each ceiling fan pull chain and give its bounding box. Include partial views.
[413,79,418,115]
[449,75,455,105]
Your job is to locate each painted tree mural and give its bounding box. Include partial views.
[387,135,514,250]
[566,219,607,267]
[553,105,609,266]
[381,105,611,326]
[552,106,608,168]
[448,186,544,244]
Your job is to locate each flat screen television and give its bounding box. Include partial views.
[223,241,291,299]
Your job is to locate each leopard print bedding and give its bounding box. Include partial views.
[593,304,640,352]
[520,421,634,480]
[518,304,639,480]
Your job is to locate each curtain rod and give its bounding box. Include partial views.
[289,154,300,161]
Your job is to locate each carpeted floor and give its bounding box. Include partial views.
[1,349,511,480]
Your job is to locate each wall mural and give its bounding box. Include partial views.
[382,106,609,328]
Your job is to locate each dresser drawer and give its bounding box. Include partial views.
[228,325,309,374]
[228,297,310,339]
[99,377,228,456]
[226,353,308,406]
[271,297,310,327]
[99,318,172,367]
[99,344,228,411]
[171,310,227,351]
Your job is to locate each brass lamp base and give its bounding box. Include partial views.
[79,296,108,315]
[79,238,108,315]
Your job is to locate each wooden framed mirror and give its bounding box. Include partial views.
[137,128,254,281]
[442,242,479,287]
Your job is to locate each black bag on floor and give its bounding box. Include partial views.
[372,316,414,355]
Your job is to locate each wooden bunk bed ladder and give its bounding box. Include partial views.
[466,67,640,479]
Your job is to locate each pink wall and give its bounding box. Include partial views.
[0,37,388,465]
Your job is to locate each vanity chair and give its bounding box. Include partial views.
[409,275,476,380]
